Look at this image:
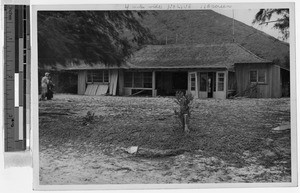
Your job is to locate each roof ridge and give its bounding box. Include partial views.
[146,43,241,47]
[234,43,272,63]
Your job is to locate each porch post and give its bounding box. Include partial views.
[118,70,124,95]
[225,71,228,98]
[152,71,156,97]
[195,72,199,98]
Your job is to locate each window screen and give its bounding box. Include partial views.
[124,71,153,88]
[124,72,133,87]
[143,72,152,88]
[133,72,143,88]
[87,70,109,83]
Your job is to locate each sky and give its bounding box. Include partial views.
[215,9,286,41]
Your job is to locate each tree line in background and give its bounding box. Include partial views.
[38,11,153,67]
[38,9,290,67]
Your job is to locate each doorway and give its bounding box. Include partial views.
[207,72,215,98]
[199,72,215,98]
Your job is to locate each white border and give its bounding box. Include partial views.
[28,0,297,192]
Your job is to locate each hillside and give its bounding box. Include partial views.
[139,10,289,68]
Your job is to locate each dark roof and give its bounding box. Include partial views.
[62,43,271,70]
[57,62,118,71]
[125,43,271,69]
[140,10,289,68]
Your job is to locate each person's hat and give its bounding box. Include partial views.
[45,72,50,76]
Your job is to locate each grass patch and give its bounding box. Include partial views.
[39,95,290,169]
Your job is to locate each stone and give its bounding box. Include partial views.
[125,146,139,154]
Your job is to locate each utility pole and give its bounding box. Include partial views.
[232,9,235,43]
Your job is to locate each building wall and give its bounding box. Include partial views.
[77,71,86,95]
[235,63,281,98]
[271,65,282,97]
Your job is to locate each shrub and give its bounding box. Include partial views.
[174,91,194,133]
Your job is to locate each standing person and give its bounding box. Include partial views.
[40,72,50,101]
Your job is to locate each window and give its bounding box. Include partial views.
[190,73,195,91]
[250,71,257,83]
[124,71,153,88]
[250,70,266,83]
[200,73,207,91]
[258,70,266,83]
[134,73,143,88]
[124,72,133,87]
[143,72,152,88]
[217,73,224,91]
[87,70,109,83]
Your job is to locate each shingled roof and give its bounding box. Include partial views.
[125,43,271,69]
[139,10,289,68]
[62,43,271,70]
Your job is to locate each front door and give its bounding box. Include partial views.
[215,71,226,99]
[207,72,214,98]
[199,73,208,98]
[199,72,214,98]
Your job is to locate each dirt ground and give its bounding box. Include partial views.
[39,94,291,185]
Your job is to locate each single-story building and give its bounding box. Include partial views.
[62,43,289,99]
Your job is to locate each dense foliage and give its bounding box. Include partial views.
[38,11,153,67]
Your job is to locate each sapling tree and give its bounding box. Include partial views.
[174,91,194,133]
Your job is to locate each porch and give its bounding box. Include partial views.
[119,69,235,99]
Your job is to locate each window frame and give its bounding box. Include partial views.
[190,73,196,91]
[124,71,153,88]
[87,70,109,84]
[250,70,267,84]
[217,72,225,91]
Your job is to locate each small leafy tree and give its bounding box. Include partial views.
[174,91,194,133]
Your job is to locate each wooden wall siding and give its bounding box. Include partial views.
[78,71,86,95]
[228,71,236,91]
[271,65,282,97]
[235,63,281,98]
[152,71,156,97]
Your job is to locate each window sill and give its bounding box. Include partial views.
[87,82,109,85]
[250,82,268,85]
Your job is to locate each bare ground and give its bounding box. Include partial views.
[39,94,291,185]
